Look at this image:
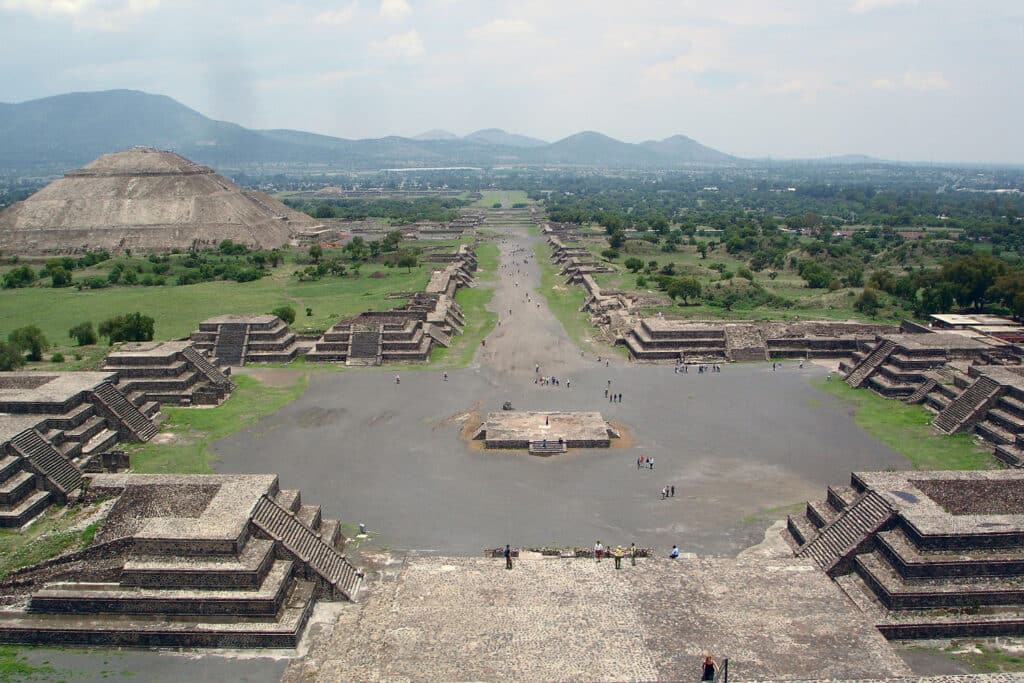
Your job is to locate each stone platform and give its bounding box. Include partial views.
[284,555,908,682]
[476,411,616,450]
[788,470,1024,640]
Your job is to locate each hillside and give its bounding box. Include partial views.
[0,89,739,173]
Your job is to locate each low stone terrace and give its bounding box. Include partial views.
[787,470,1024,640]
[0,372,158,528]
[0,473,362,648]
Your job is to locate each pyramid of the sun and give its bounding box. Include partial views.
[0,147,318,255]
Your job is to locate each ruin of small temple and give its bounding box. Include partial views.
[190,314,306,367]
[474,411,618,454]
[0,473,361,648]
[103,340,234,406]
[0,372,158,527]
[788,469,1024,640]
[0,147,319,255]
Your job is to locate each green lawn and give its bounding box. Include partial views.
[533,241,600,354]
[473,190,529,208]
[428,286,497,368]
[812,377,997,470]
[473,242,500,282]
[128,372,309,473]
[0,506,100,580]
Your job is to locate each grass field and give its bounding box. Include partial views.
[534,241,609,354]
[586,236,914,324]
[0,505,100,580]
[129,372,309,474]
[426,240,498,367]
[473,190,529,208]
[812,377,997,470]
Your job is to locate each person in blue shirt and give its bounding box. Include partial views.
[669,545,679,559]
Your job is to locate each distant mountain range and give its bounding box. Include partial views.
[0,89,743,174]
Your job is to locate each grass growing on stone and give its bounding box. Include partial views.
[429,286,496,368]
[0,647,62,683]
[533,242,593,352]
[0,508,101,580]
[811,377,997,470]
[937,642,1024,672]
[128,372,308,474]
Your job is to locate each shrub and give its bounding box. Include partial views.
[737,267,754,281]
[624,257,644,273]
[636,275,648,288]
[0,341,26,370]
[854,288,882,316]
[601,249,620,260]
[50,352,65,363]
[98,313,155,344]
[271,305,296,325]
[68,321,98,346]
[8,325,49,361]
[3,264,35,288]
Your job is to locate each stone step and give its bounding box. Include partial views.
[0,470,36,507]
[805,500,837,529]
[877,606,1024,641]
[827,485,857,513]
[9,429,82,497]
[995,443,1024,468]
[976,419,1016,446]
[987,407,1024,433]
[0,456,23,483]
[63,415,109,443]
[877,528,1024,579]
[296,504,322,532]
[81,428,119,457]
[0,490,52,528]
[30,560,294,616]
[276,489,301,513]
[122,538,276,590]
[91,383,159,441]
[857,551,1024,610]
[0,578,315,649]
[786,512,818,547]
[318,519,341,549]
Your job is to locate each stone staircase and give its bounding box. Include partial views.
[903,378,938,405]
[528,440,567,455]
[346,327,382,367]
[90,382,159,441]
[932,375,1002,434]
[796,491,894,575]
[845,340,896,388]
[214,322,248,366]
[251,495,362,600]
[9,429,82,499]
[181,345,233,388]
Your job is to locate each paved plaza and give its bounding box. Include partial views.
[284,549,909,682]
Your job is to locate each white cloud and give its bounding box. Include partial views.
[0,0,159,30]
[316,2,356,26]
[872,70,951,92]
[371,30,423,59]
[850,0,918,14]
[467,19,535,41]
[379,0,410,20]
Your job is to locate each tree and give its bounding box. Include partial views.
[667,277,702,305]
[313,205,335,219]
[98,313,155,344]
[624,257,644,273]
[49,266,72,287]
[309,244,323,263]
[0,342,24,371]
[798,260,833,289]
[941,254,1007,310]
[397,251,418,273]
[9,325,49,361]
[3,264,35,288]
[68,321,98,346]
[601,249,620,260]
[854,289,882,316]
[697,241,708,259]
[272,305,296,325]
[607,230,626,250]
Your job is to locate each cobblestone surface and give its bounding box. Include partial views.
[284,555,908,682]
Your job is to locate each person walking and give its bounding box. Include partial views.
[701,655,718,682]
[594,540,604,562]
[504,544,513,570]
[443,372,448,382]
[670,485,675,497]
[395,374,400,385]
[649,457,654,470]
[613,545,624,569]
[630,542,637,566]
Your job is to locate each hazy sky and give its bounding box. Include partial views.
[1,0,1022,163]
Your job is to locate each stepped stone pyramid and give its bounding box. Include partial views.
[0,473,361,648]
[103,340,234,406]
[0,147,319,255]
[787,470,1024,640]
[0,372,158,527]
